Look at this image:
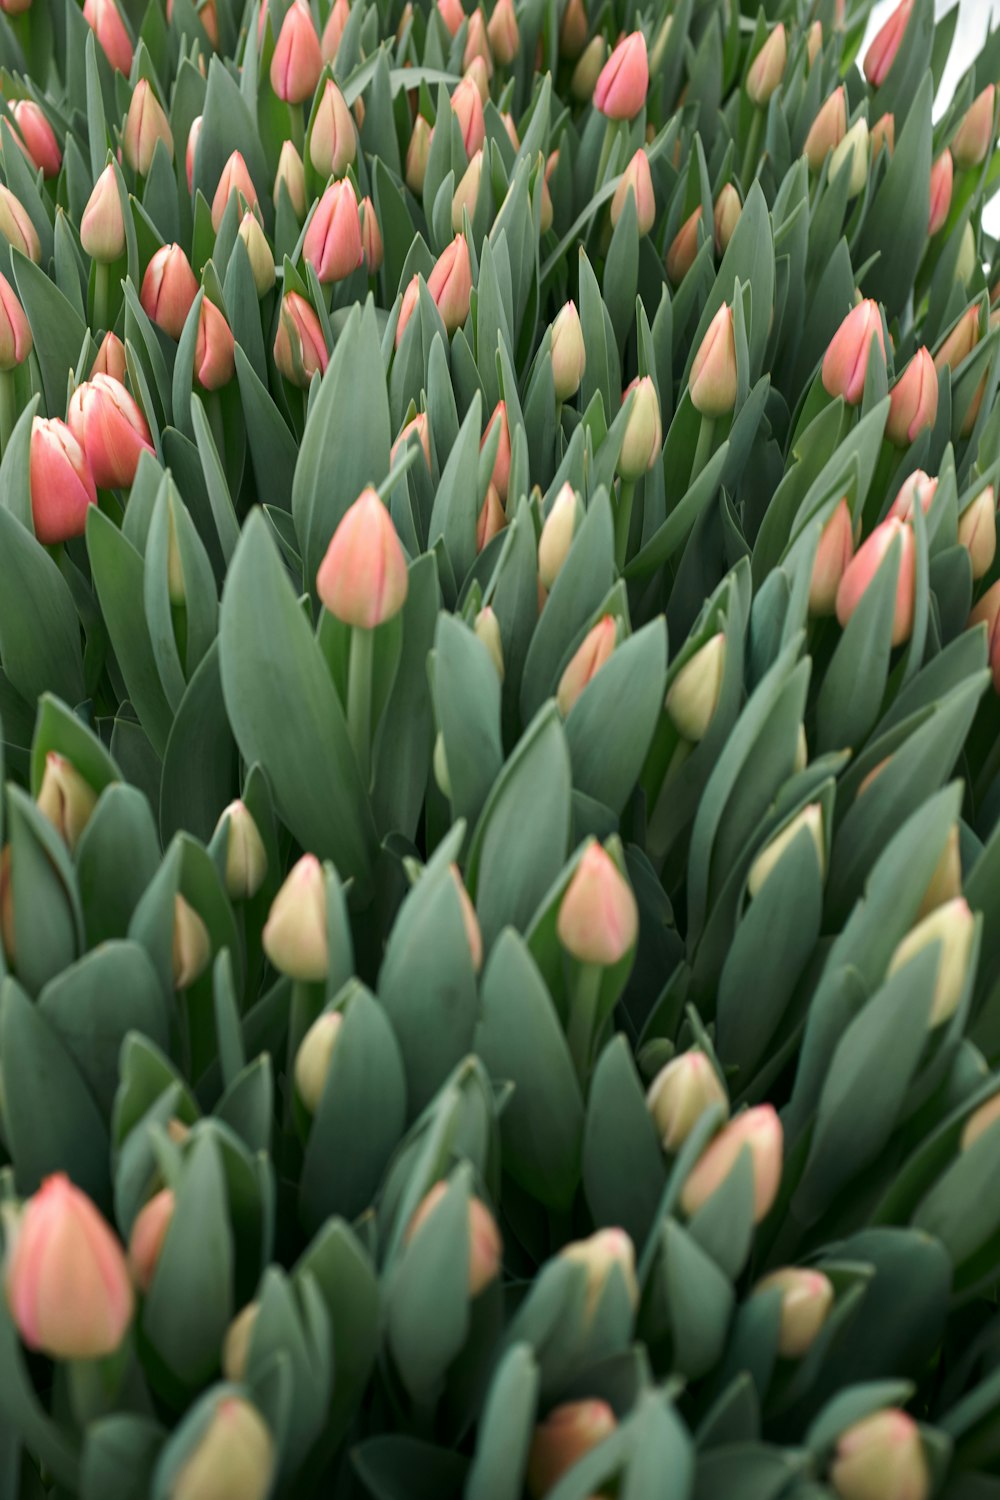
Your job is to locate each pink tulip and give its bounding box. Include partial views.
[391,411,431,469]
[122,79,173,176]
[928,150,953,235]
[0,0,33,13]
[90,330,127,382]
[30,418,97,543]
[831,1411,929,1500]
[527,1402,617,1499]
[451,75,485,156]
[270,0,322,102]
[80,164,126,263]
[809,498,854,616]
[689,303,738,417]
[934,304,979,374]
[836,517,915,646]
[11,100,61,178]
[557,839,639,963]
[952,85,996,170]
[619,375,661,478]
[303,179,363,284]
[822,299,885,405]
[958,486,997,581]
[863,0,913,86]
[140,243,198,339]
[428,233,473,332]
[611,149,655,235]
[969,580,1000,693]
[406,1182,502,1295]
[594,31,648,120]
[274,291,329,387]
[437,0,465,36]
[67,374,153,489]
[666,205,702,285]
[194,298,235,390]
[556,614,616,716]
[359,196,383,273]
[394,275,420,348]
[746,24,787,107]
[0,184,40,261]
[488,0,519,64]
[308,78,356,177]
[185,115,202,194]
[316,487,409,628]
[126,1188,174,1293]
[463,10,493,77]
[803,86,847,170]
[482,400,511,501]
[872,112,895,158]
[887,469,937,523]
[680,1105,783,1223]
[886,347,938,446]
[211,149,259,232]
[83,0,133,74]
[0,270,31,371]
[321,0,350,61]
[477,482,506,550]
[263,854,328,980]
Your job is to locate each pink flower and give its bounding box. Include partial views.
[863,0,913,87]
[836,517,915,647]
[83,0,133,73]
[316,487,409,628]
[270,0,323,103]
[821,299,885,405]
[556,839,639,962]
[30,418,97,543]
[594,31,648,120]
[140,243,198,339]
[303,179,363,284]
[11,100,61,178]
[67,374,153,489]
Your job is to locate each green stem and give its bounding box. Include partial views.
[290,101,305,155]
[690,415,716,484]
[567,962,603,1083]
[741,107,763,190]
[595,117,620,191]
[347,624,375,786]
[614,478,636,571]
[0,368,17,455]
[93,260,111,336]
[206,389,226,467]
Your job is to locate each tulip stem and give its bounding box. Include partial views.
[690,416,716,483]
[348,624,375,786]
[93,260,111,335]
[741,108,763,190]
[595,118,621,191]
[567,962,603,1082]
[0,369,16,455]
[614,478,636,570]
[206,390,226,466]
[290,102,305,154]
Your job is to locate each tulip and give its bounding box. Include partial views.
[803,86,847,171]
[527,1401,617,1500]
[748,804,825,896]
[561,1228,638,1320]
[961,1091,1000,1151]
[647,1051,729,1152]
[191,298,235,391]
[969,580,1000,693]
[141,243,198,339]
[7,1174,133,1359]
[90,331,127,382]
[222,1302,260,1381]
[185,115,202,194]
[452,150,483,231]
[806,20,823,64]
[303,179,363,284]
[476,482,506,550]
[556,614,617,716]
[830,118,869,198]
[666,205,702,285]
[887,897,974,1027]
[0,184,39,262]
[172,1397,275,1500]
[80,164,126,263]
[83,0,133,73]
[11,101,61,179]
[482,400,510,501]
[0,270,31,371]
[473,607,504,681]
[211,149,258,232]
[809,499,854,616]
[29,418,97,545]
[666,633,726,740]
[746,24,786,107]
[274,290,329,386]
[680,1104,783,1223]
[538,483,578,589]
[165,0,219,45]
[822,299,885,405]
[35,753,98,852]
[446,862,482,970]
[263,854,329,981]
[127,1188,174,1293]
[237,212,275,296]
[500,110,520,150]
[437,0,464,35]
[295,1009,342,1113]
[871,112,895,158]
[359,197,383,273]
[934,305,979,373]
[488,0,518,64]
[928,149,954,235]
[863,0,913,86]
[405,1181,502,1295]
[391,411,431,470]
[428,234,473,333]
[571,36,605,101]
[173,893,210,988]
[714,184,741,255]
[549,303,585,404]
[886,348,938,446]
[271,0,322,103]
[594,31,648,120]
[917,823,962,920]
[836,518,915,645]
[755,1268,834,1359]
[215,800,267,901]
[67,373,153,489]
[958,486,997,580]
[619,375,661,479]
[317,487,409,628]
[830,1410,929,1500]
[394,276,421,350]
[557,839,638,964]
[610,150,655,236]
[887,469,937,523]
[559,0,587,59]
[321,0,349,60]
[952,85,996,170]
[463,10,492,77]
[274,139,307,218]
[689,304,738,418]
[406,118,433,197]
[122,79,173,175]
[451,75,485,157]
[0,0,32,13]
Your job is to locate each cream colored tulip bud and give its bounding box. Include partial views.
[173,894,211,989]
[36,752,98,852]
[215,799,268,901]
[748,805,825,897]
[647,1051,729,1151]
[560,1227,638,1320]
[829,118,869,198]
[754,1267,834,1358]
[222,1301,260,1381]
[665,634,725,741]
[887,897,974,1027]
[294,1010,343,1114]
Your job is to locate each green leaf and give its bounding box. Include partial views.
[0,505,85,709]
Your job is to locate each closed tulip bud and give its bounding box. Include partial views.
[12,100,61,179]
[955,222,978,289]
[358,197,383,274]
[666,633,726,740]
[647,1051,729,1152]
[270,0,322,102]
[680,1104,783,1222]
[559,0,587,58]
[123,80,173,175]
[141,243,198,339]
[610,149,655,235]
[36,753,98,851]
[263,854,328,980]
[83,0,133,73]
[482,400,510,500]
[619,375,661,479]
[886,348,938,446]
[888,468,937,522]
[295,1009,342,1113]
[91,330,127,382]
[487,0,518,63]
[803,86,847,170]
[934,305,979,373]
[872,112,895,158]
[476,481,506,550]
[450,76,485,157]
[557,614,617,716]
[321,0,349,60]
[689,304,738,417]
[561,1228,638,1320]
[961,1092,1000,1151]
[809,499,854,616]
[473,606,504,681]
[405,116,432,195]
[666,204,702,285]
[527,1401,617,1500]
[594,31,648,120]
[428,233,473,333]
[0,184,39,261]
[958,486,997,579]
[234,212,274,297]
[550,300,585,401]
[29,418,97,544]
[211,150,258,233]
[215,799,267,901]
[462,10,492,75]
[748,804,825,897]
[317,487,409,627]
[746,24,786,107]
[557,839,638,964]
[822,299,885,404]
[222,1302,260,1381]
[538,483,578,588]
[394,275,420,349]
[807,20,823,65]
[172,1397,275,1500]
[0,270,31,371]
[438,0,464,35]
[185,115,201,194]
[191,298,234,390]
[452,149,483,231]
[7,1174,133,1359]
[969,580,1000,693]
[449,862,483,970]
[303,179,363,285]
[0,0,33,13]
[274,290,329,385]
[887,897,974,1027]
[309,79,356,178]
[755,1268,834,1358]
[405,1182,502,1295]
[80,164,126,263]
[571,36,605,101]
[274,139,307,217]
[714,184,741,254]
[863,0,913,85]
[952,85,996,170]
[68,373,153,489]
[831,1411,929,1500]
[928,149,953,235]
[127,1188,174,1293]
[830,118,869,198]
[391,411,431,470]
[173,893,210,989]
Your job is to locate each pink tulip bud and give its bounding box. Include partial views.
[391,411,431,470]
[571,35,605,100]
[647,1051,729,1152]
[666,633,726,740]
[140,243,198,339]
[270,0,322,103]
[886,348,938,447]
[689,304,738,418]
[11,100,61,179]
[321,0,349,60]
[0,270,31,371]
[211,149,259,232]
[538,482,578,588]
[123,82,172,179]
[619,375,661,479]
[714,184,741,255]
[437,0,465,36]
[303,178,363,284]
[610,149,655,235]
[863,0,913,86]
[172,1397,275,1500]
[295,1010,342,1113]
[173,893,210,988]
[496,111,518,151]
[428,233,473,333]
[487,0,518,64]
[36,752,98,851]
[594,31,648,120]
[809,498,854,616]
[67,373,153,489]
[928,149,953,235]
[822,298,885,405]
[0,184,40,261]
[746,24,787,107]
[359,197,383,273]
[803,86,847,171]
[952,85,996,170]
[185,114,202,194]
[755,1268,834,1358]
[872,112,895,159]
[957,485,997,580]
[405,1181,502,1295]
[934,304,979,373]
[80,163,126,263]
[83,0,133,74]
[222,1301,260,1381]
[127,1188,174,1293]
[887,468,937,523]
[7,1175,133,1359]
[463,10,493,77]
[449,862,483,970]
[192,298,235,390]
[961,1091,1000,1151]
[666,204,703,286]
[482,400,511,501]
[317,487,409,628]
[0,0,33,13]
[262,854,329,980]
[836,517,915,647]
[451,75,485,157]
[831,1411,929,1500]
[748,805,825,896]
[561,1228,638,1320]
[556,839,638,964]
[309,78,356,177]
[393,275,421,350]
[527,1401,617,1499]
[406,116,432,194]
[680,1104,783,1223]
[887,896,974,1027]
[29,417,97,544]
[550,300,585,401]
[476,481,506,550]
[556,614,616,716]
[969,579,1000,693]
[90,330,127,382]
[559,0,587,58]
[274,290,328,386]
